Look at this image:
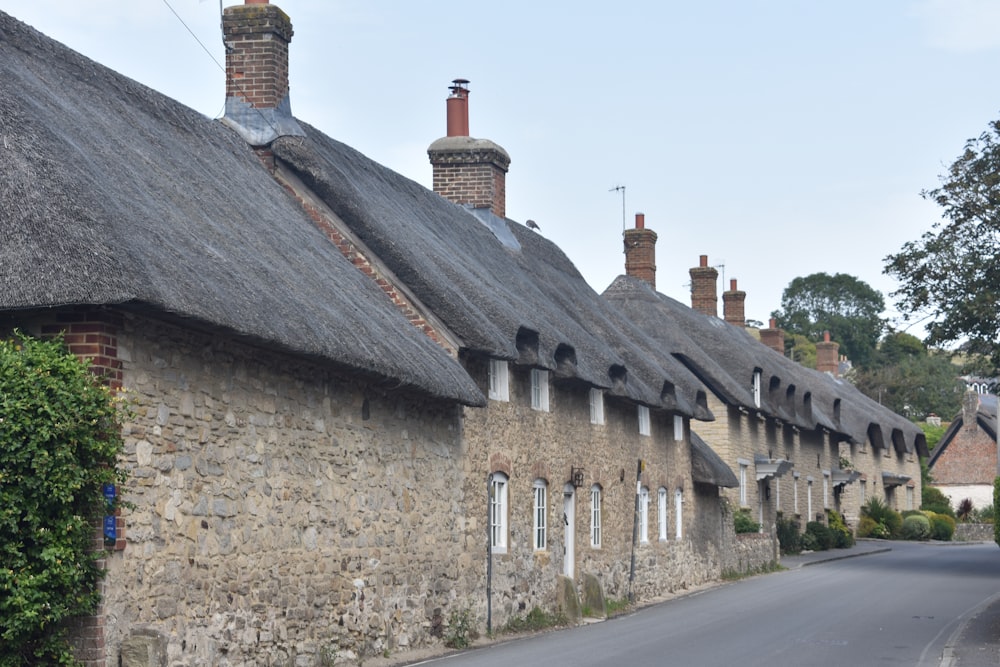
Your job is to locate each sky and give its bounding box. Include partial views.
[4,0,1000,333]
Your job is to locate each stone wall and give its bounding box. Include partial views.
[954,523,995,542]
[459,356,734,626]
[103,313,470,666]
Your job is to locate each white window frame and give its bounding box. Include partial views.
[530,368,550,412]
[793,473,800,514]
[807,477,814,520]
[822,471,830,509]
[638,405,651,436]
[488,359,509,402]
[674,488,683,540]
[658,487,668,541]
[639,486,650,543]
[589,388,605,425]
[906,485,914,511]
[590,485,602,548]
[533,479,547,551]
[673,415,684,442]
[752,370,762,408]
[738,459,750,506]
[490,472,508,553]
[860,479,867,505]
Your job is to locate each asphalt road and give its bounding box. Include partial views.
[422,542,1000,667]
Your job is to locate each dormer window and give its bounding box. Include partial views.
[752,369,762,408]
[530,369,550,412]
[488,359,509,402]
[589,388,605,425]
[638,405,651,436]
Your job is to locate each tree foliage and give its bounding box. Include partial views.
[772,273,885,367]
[849,332,963,420]
[0,333,128,665]
[886,119,1000,374]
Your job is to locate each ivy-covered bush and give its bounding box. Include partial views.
[776,513,801,555]
[901,514,931,540]
[0,333,128,665]
[734,508,761,534]
[994,478,1000,548]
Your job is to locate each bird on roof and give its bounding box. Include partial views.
[526,219,540,230]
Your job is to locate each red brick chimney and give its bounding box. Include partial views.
[624,212,658,289]
[428,79,511,218]
[816,331,840,376]
[722,279,746,327]
[760,318,785,356]
[221,0,303,145]
[689,255,718,317]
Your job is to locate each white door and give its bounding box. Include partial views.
[563,484,575,579]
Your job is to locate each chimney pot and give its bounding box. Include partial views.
[769,318,777,328]
[730,279,737,290]
[446,79,470,137]
[245,0,268,4]
[699,255,708,268]
[635,213,645,229]
[623,214,657,289]
[823,331,831,342]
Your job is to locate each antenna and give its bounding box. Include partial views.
[714,261,726,287]
[609,185,626,232]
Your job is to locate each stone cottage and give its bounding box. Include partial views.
[929,391,997,510]
[0,3,749,665]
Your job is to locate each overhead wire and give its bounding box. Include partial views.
[160,0,280,135]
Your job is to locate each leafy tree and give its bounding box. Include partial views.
[772,273,885,367]
[886,118,1000,374]
[785,334,817,370]
[849,332,963,420]
[0,333,128,664]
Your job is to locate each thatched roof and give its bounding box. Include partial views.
[270,130,713,418]
[690,432,739,488]
[0,11,483,406]
[604,275,927,456]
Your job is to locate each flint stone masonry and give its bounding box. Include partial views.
[103,314,469,666]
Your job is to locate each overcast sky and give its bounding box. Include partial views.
[5,0,1000,332]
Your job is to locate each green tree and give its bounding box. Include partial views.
[849,332,963,420]
[772,273,885,367]
[886,118,1000,374]
[0,333,128,665]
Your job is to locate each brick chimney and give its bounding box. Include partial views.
[689,255,718,317]
[428,79,511,218]
[221,0,304,146]
[760,318,785,355]
[816,331,840,376]
[624,212,658,289]
[722,279,746,327]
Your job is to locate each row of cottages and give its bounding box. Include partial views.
[928,390,998,510]
[0,2,924,666]
[606,240,928,532]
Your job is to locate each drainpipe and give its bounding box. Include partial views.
[628,459,643,602]
[486,473,493,634]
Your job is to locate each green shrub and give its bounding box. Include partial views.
[927,512,955,541]
[803,521,835,551]
[776,514,801,555]
[974,504,995,524]
[996,478,1000,547]
[857,515,879,538]
[902,514,931,540]
[921,486,955,517]
[862,497,902,539]
[0,333,129,665]
[826,510,855,548]
[734,508,761,534]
